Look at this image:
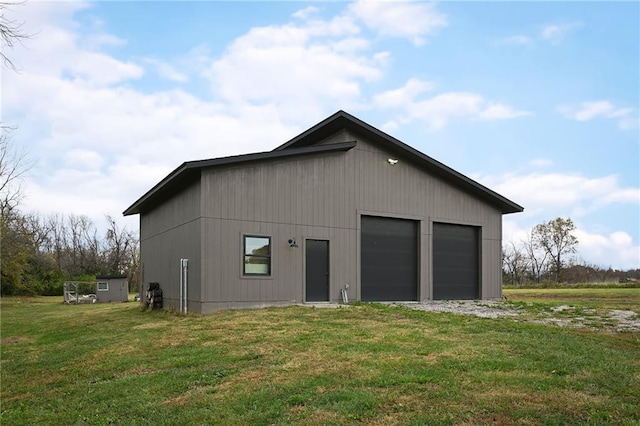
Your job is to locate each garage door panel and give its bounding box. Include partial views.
[433,223,479,300]
[361,216,418,302]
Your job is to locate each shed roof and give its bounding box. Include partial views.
[123,111,523,216]
[96,274,128,280]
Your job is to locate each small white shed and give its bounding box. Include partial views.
[95,274,129,303]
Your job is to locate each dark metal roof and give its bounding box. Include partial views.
[274,110,524,214]
[123,141,357,216]
[96,274,128,280]
[124,110,523,216]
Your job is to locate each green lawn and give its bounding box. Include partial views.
[504,287,640,312]
[1,296,639,425]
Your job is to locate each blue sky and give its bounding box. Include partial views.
[3,1,639,269]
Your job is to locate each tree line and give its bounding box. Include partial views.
[502,217,638,285]
[1,127,139,296]
[1,209,140,296]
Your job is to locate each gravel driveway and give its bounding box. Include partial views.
[395,300,640,332]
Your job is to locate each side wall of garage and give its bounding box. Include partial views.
[139,179,202,312]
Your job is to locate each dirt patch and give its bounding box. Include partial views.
[1,336,34,345]
[132,321,171,330]
[396,301,640,332]
[607,310,640,331]
[401,301,519,319]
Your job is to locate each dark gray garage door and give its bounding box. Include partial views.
[361,216,418,301]
[433,223,479,300]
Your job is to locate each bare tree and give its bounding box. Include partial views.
[104,215,140,291]
[532,217,578,283]
[64,214,103,276]
[21,211,53,251]
[1,0,32,209]
[0,207,27,293]
[0,127,31,216]
[1,1,31,210]
[1,1,29,70]
[0,127,34,295]
[104,214,137,274]
[126,241,140,292]
[45,212,67,273]
[502,241,529,286]
[524,229,548,284]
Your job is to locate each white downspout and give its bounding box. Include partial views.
[180,258,189,314]
[179,260,183,313]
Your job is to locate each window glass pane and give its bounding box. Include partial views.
[245,237,270,256]
[243,236,271,275]
[97,282,108,291]
[244,256,269,274]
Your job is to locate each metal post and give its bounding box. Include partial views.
[180,259,189,314]
[179,259,183,313]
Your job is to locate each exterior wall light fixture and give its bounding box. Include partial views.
[288,238,299,248]
[387,158,399,165]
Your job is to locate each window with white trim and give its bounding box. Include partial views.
[97,282,109,291]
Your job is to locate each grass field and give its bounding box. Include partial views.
[1,292,639,425]
[504,287,640,312]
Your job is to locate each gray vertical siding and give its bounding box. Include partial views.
[191,135,503,313]
[95,277,129,303]
[140,179,202,311]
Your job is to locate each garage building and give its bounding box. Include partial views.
[123,111,523,314]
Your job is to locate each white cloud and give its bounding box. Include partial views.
[412,92,487,129]
[617,116,640,131]
[500,22,581,48]
[74,52,144,86]
[3,2,142,87]
[478,172,639,218]
[6,1,399,221]
[142,57,189,83]
[570,101,623,121]
[498,35,533,46]
[292,6,319,21]
[374,81,532,130]
[478,170,639,267]
[477,103,532,120]
[559,100,637,130]
[540,23,580,44]
[574,229,639,269]
[380,120,400,133]
[206,9,387,122]
[63,149,104,170]
[81,33,127,49]
[528,158,553,168]
[541,25,562,42]
[14,81,298,217]
[372,78,434,108]
[4,3,306,224]
[348,0,447,46]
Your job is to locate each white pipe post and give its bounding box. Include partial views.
[182,259,188,314]
[179,259,184,313]
[179,259,189,314]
